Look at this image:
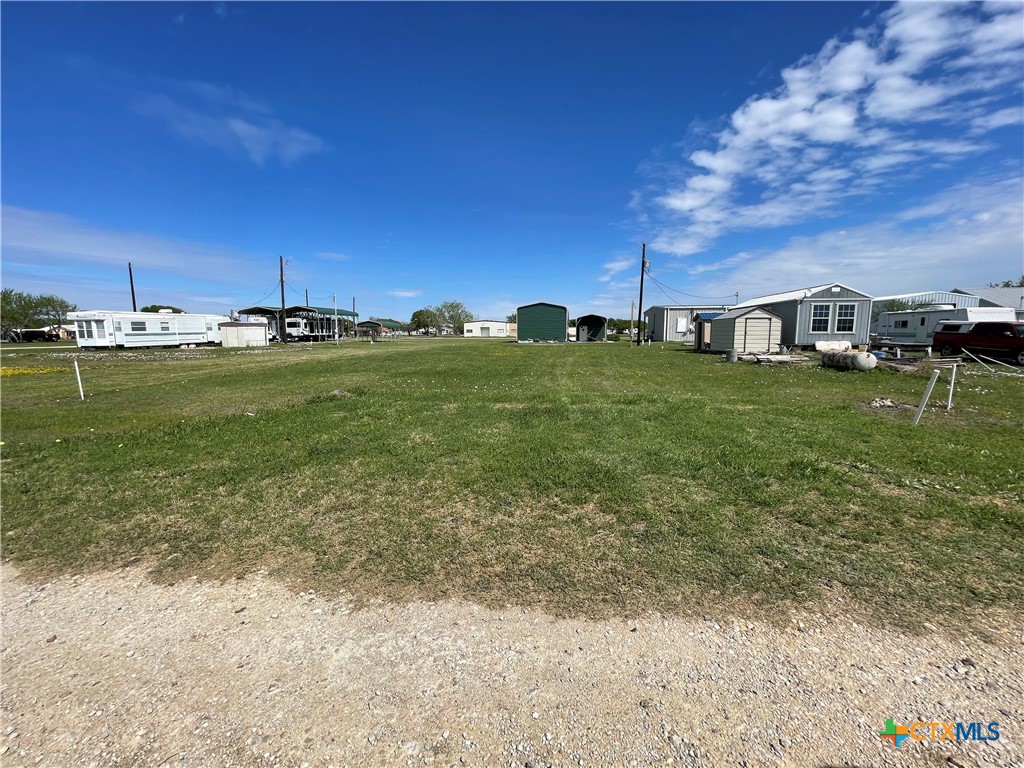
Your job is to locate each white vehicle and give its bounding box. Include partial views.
[68,310,231,349]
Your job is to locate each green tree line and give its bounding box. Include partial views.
[1,289,78,341]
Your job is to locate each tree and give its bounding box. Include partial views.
[411,308,435,334]
[506,312,517,323]
[36,294,78,329]
[987,277,1024,288]
[438,301,472,334]
[140,304,185,313]
[871,298,933,322]
[1,289,37,340]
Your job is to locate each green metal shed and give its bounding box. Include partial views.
[575,314,607,342]
[517,302,568,342]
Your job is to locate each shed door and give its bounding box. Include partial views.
[481,326,490,337]
[742,318,771,352]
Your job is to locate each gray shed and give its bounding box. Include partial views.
[709,307,782,353]
[731,283,872,347]
[575,314,607,342]
[517,302,568,341]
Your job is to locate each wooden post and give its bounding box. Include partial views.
[73,358,84,400]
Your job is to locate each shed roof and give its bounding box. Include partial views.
[713,306,783,321]
[518,301,568,311]
[733,283,869,308]
[237,304,358,318]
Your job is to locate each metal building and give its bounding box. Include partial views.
[517,302,568,342]
[575,314,608,342]
[644,305,732,343]
[709,307,782,353]
[464,320,512,338]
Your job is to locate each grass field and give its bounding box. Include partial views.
[1,339,1021,627]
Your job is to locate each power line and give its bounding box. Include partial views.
[644,270,737,302]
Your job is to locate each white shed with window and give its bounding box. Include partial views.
[729,283,872,347]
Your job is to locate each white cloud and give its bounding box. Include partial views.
[316,251,351,262]
[1,205,265,285]
[69,58,327,166]
[598,256,635,282]
[679,176,1024,301]
[640,1,1023,259]
[385,289,423,298]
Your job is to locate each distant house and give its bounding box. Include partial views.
[644,305,732,343]
[732,283,872,347]
[464,320,511,338]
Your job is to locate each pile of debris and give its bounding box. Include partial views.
[741,354,812,366]
[875,356,962,373]
[869,397,913,410]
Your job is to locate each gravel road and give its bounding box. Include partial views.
[2,563,1020,767]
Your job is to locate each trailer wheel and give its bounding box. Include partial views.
[940,344,956,357]
[1017,349,1024,366]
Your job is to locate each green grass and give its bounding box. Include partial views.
[1,339,1021,627]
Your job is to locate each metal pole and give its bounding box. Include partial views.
[333,293,339,345]
[128,262,137,311]
[636,243,647,347]
[305,288,309,306]
[279,255,287,344]
[912,369,941,426]
[946,364,957,410]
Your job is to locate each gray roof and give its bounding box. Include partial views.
[714,306,783,321]
[734,282,870,307]
[951,287,1024,309]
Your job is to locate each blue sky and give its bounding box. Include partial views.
[2,2,1022,322]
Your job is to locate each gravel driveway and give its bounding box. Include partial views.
[2,564,1020,767]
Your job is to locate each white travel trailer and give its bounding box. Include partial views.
[873,306,1014,344]
[68,310,232,349]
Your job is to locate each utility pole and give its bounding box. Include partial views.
[279,255,287,344]
[333,293,339,345]
[128,262,137,312]
[636,243,648,346]
[305,288,309,306]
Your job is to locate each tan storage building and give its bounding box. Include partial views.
[709,307,782,353]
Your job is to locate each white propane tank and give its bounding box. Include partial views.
[822,350,877,371]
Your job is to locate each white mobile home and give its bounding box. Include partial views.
[733,283,872,348]
[68,310,231,349]
[709,307,782,353]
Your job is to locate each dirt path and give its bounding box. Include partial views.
[1,564,1020,767]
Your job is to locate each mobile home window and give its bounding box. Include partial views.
[206,322,213,331]
[894,320,908,329]
[810,304,830,333]
[836,304,856,333]
[160,321,170,331]
[77,321,93,339]
[130,321,146,332]
[95,323,106,339]
[114,321,122,331]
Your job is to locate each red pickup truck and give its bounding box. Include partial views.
[933,320,1024,365]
